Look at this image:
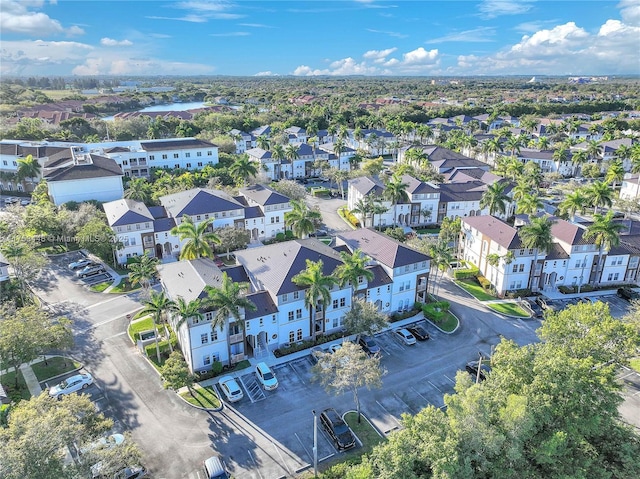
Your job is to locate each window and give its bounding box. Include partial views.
[297,329,303,341]
[512,264,518,273]
[519,264,525,273]
[173,153,179,159]
[210,331,218,341]
[332,316,339,328]
[272,314,277,323]
[357,275,364,284]
[197,151,202,157]
[259,318,263,327]
[333,299,338,309]
[245,321,250,330]
[201,334,208,345]
[149,155,155,160]
[614,273,620,280]
[404,265,410,272]
[293,291,300,300]
[296,309,302,319]
[282,293,288,302]
[575,261,581,268]
[340,297,346,307]
[289,331,295,343]
[122,160,128,165]
[185,152,191,158]
[186,163,191,168]
[196,215,202,221]
[203,355,211,366]
[288,311,294,321]
[617,257,624,265]
[175,164,180,169]
[207,150,213,156]
[162,154,168,159]
[608,273,613,281]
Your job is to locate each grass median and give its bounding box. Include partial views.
[455,279,495,301]
[487,302,530,317]
[179,385,221,409]
[31,356,82,382]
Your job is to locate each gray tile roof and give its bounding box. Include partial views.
[367,265,393,288]
[336,228,431,268]
[148,206,168,219]
[153,217,176,232]
[221,264,250,284]
[402,175,439,195]
[438,182,486,202]
[43,154,123,182]
[246,147,272,160]
[160,188,244,218]
[240,184,290,206]
[157,258,225,303]
[551,219,591,246]
[349,176,384,196]
[103,199,154,227]
[140,138,217,151]
[545,243,570,260]
[463,216,522,250]
[251,125,272,137]
[245,291,279,320]
[235,239,345,296]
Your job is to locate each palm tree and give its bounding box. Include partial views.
[480,182,510,216]
[0,241,29,305]
[371,201,389,230]
[404,148,427,167]
[505,158,524,181]
[333,138,345,163]
[516,194,543,215]
[552,147,569,167]
[229,154,258,186]
[584,212,626,287]
[385,175,409,226]
[482,137,503,164]
[519,216,556,292]
[140,291,176,363]
[587,181,613,215]
[429,240,453,296]
[570,150,588,177]
[256,135,270,151]
[205,273,256,364]
[170,216,221,260]
[605,159,625,188]
[586,140,603,161]
[127,254,159,296]
[270,143,286,179]
[536,136,550,150]
[285,143,300,165]
[351,197,372,228]
[124,177,152,203]
[171,297,204,331]
[616,144,633,167]
[334,249,374,299]
[292,259,336,341]
[504,135,523,157]
[559,190,587,222]
[16,154,41,191]
[512,179,532,202]
[284,200,321,238]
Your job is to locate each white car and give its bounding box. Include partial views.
[255,362,278,391]
[218,376,243,402]
[68,258,95,270]
[49,373,94,398]
[329,343,342,354]
[394,328,417,346]
[79,433,125,455]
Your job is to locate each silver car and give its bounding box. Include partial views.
[76,264,106,278]
[49,373,94,398]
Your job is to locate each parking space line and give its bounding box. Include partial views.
[393,392,418,414]
[289,361,308,385]
[374,400,403,432]
[428,380,443,393]
[271,441,292,477]
[294,432,313,463]
[444,374,455,384]
[410,386,431,405]
[246,450,263,479]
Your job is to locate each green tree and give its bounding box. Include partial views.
[229,154,258,187]
[270,143,286,179]
[170,216,220,260]
[123,177,152,204]
[334,248,374,298]
[160,350,194,391]
[292,259,336,341]
[171,296,204,332]
[270,179,307,201]
[480,181,510,216]
[139,290,175,364]
[584,211,626,287]
[519,216,556,292]
[558,189,588,222]
[361,157,384,177]
[605,158,625,188]
[570,149,588,177]
[214,226,251,257]
[312,341,385,423]
[256,134,270,150]
[284,200,321,239]
[516,193,543,215]
[0,237,47,305]
[77,218,119,266]
[429,240,453,296]
[587,180,613,215]
[16,154,41,191]
[127,254,159,296]
[385,175,409,226]
[342,298,389,338]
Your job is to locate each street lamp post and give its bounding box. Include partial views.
[312,410,318,477]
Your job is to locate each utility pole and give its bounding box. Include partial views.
[312,410,318,477]
[476,353,483,384]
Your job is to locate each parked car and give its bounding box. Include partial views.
[617,287,640,301]
[329,343,342,354]
[114,466,147,479]
[68,258,95,270]
[522,299,544,318]
[255,362,278,391]
[20,199,31,206]
[218,376,243,403]
[309,346,324,364]
[535,296,558,311]
[466,360,491,382]
[407,324,430,341]
[203,455,229,479]
[394,328,417,346]
[319,408,356,451]
[49,373,94,398]
[76,264,106,278]
[358,335,381,356]
[79,433,125,455]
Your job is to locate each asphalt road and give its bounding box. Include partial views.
[305,195,349,234]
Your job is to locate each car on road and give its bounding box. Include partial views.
[20,199,31,206]
[203,455,229,479]
[358,335,381,356]
[76,264,106,278]
[49,373,94,398]
[407,324,430,341]
[466,360,491,382]
[617,287,640,301]
[394,328,417,346]
[255,362,278,391]
[114,466,147,479]
[319,408,356,451]
[68,258,96,270]
[218,376,243,403]
[522,298,544,318]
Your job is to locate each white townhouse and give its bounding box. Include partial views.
[291,143,328,178]
[318,142,355,172]
[230,129,255,154]
[0,253,9,283]
[0,141,70,192]
[246,143,339,180]
[619,175,640,200]
[284,126,307,144]
[572,138,635,171]
[156,230,431,373]
[347,176,392,228]
[515,148,573,175]
[238,184,291,240]
[43,147,124,205]
[347,128,396,156]
[103,199,156,264]
[402,175,440,226]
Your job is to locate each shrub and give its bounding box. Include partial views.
[453,267,479,280]
[312,187,330,197]
[423,301,451,322]
[505,288,532,298]
[285,230,294,239]
[211,360,223,376]
[389,306,422,322]
[276,232,285,241]
[477,275,491,290]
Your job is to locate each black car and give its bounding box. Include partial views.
[357,335,381,356]
[535,296,558,311]
[407,324,430,341]
[617,287,640,301]
[522,299,544,318]
[319,408,356,450]
[465,360,491,382]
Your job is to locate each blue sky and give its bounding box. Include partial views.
[1,0,639,77]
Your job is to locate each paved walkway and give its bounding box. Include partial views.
[19,363,43,396]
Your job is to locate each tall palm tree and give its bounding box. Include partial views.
[333,138,345,163]
[171,297,204,331]
[371,201,389,230]
[351,197,372,228]
[504,135,523,157]
[482,137,503,164]
[140,291,176,363]
[170,216,220,260]
[505,158,524,181]
[429,240,453,296]
[584,212,626,287]
[404,148,427,167]
[519,216,556,292]
[127,254,159,296]
[536,136,550,150]
[292,259,336,341]
[552,147,569,167]
[16,154,41,191]
[124,177,152,204]
[516,194,543,215]
[205,273,256,364]
[605,159,625,188]
[480,182,510,216]
[229,154,258,186]
[385,175,409,226]
[559,190,587,222]
[587,181,613,215]
[570,150,588,177]
[270,143,286,179]
[285,143,300,164]
[615,144,633,167]
[284,199,321,238]
[586,140,603,161]
[256,135,270,151]
[512,179,532,202]
[334,249,374,299]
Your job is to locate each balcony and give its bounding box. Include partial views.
[228,332,243,344]
[314,309,324,320]
[230,353,245,364]
[417,282,427,292]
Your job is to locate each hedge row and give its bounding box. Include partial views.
[342,208,361,228]
[453,267,479,280]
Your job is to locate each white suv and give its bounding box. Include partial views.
[255,362,278,391]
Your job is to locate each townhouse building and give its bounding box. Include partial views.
[238,184,291,240]
[230,129,255,154]
[156,229,431,373]
[103,199,156,263]
[572,138,635,171]
[620,174,640,200]
[515,148,573,175]
[346,128,396,156]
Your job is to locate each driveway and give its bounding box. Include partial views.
[305,196,349,234]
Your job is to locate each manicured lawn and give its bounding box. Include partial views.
[179,385,221,409]
[487,302,530,317]
[0,369,31,401]
[434,312,459,332]
[416,227,440,235]
[109,279,140,293]
[344,412,385,452]
[630,358,640,373]
[31,356,81,382]
[128,316,154,342]
[90,281,112,292]
[36,243,80,254]
[455,279,495,301]
[319,238,332,245]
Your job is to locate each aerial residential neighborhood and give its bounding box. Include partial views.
[1,2,640,478]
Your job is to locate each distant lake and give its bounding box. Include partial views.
[102,101,211,120]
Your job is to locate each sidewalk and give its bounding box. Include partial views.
[18,363,42,396]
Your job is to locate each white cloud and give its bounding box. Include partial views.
[209,32,249,37]
[0,0,84,36]
[618,0,640,25]
[363,48,397,60]
[72,58,215,76]
[254,71,278,76]
[100,38,133,47]
[402,47,438,65]
[478,0,536,19]
[426,27,496,44]
[0,39,93,76]
[366,28,408,39]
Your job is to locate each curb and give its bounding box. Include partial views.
[343,410,384,439]
[175,384,224,412]
[423,312,460,334]
[36,356,83,385]
[452,280,531,320]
